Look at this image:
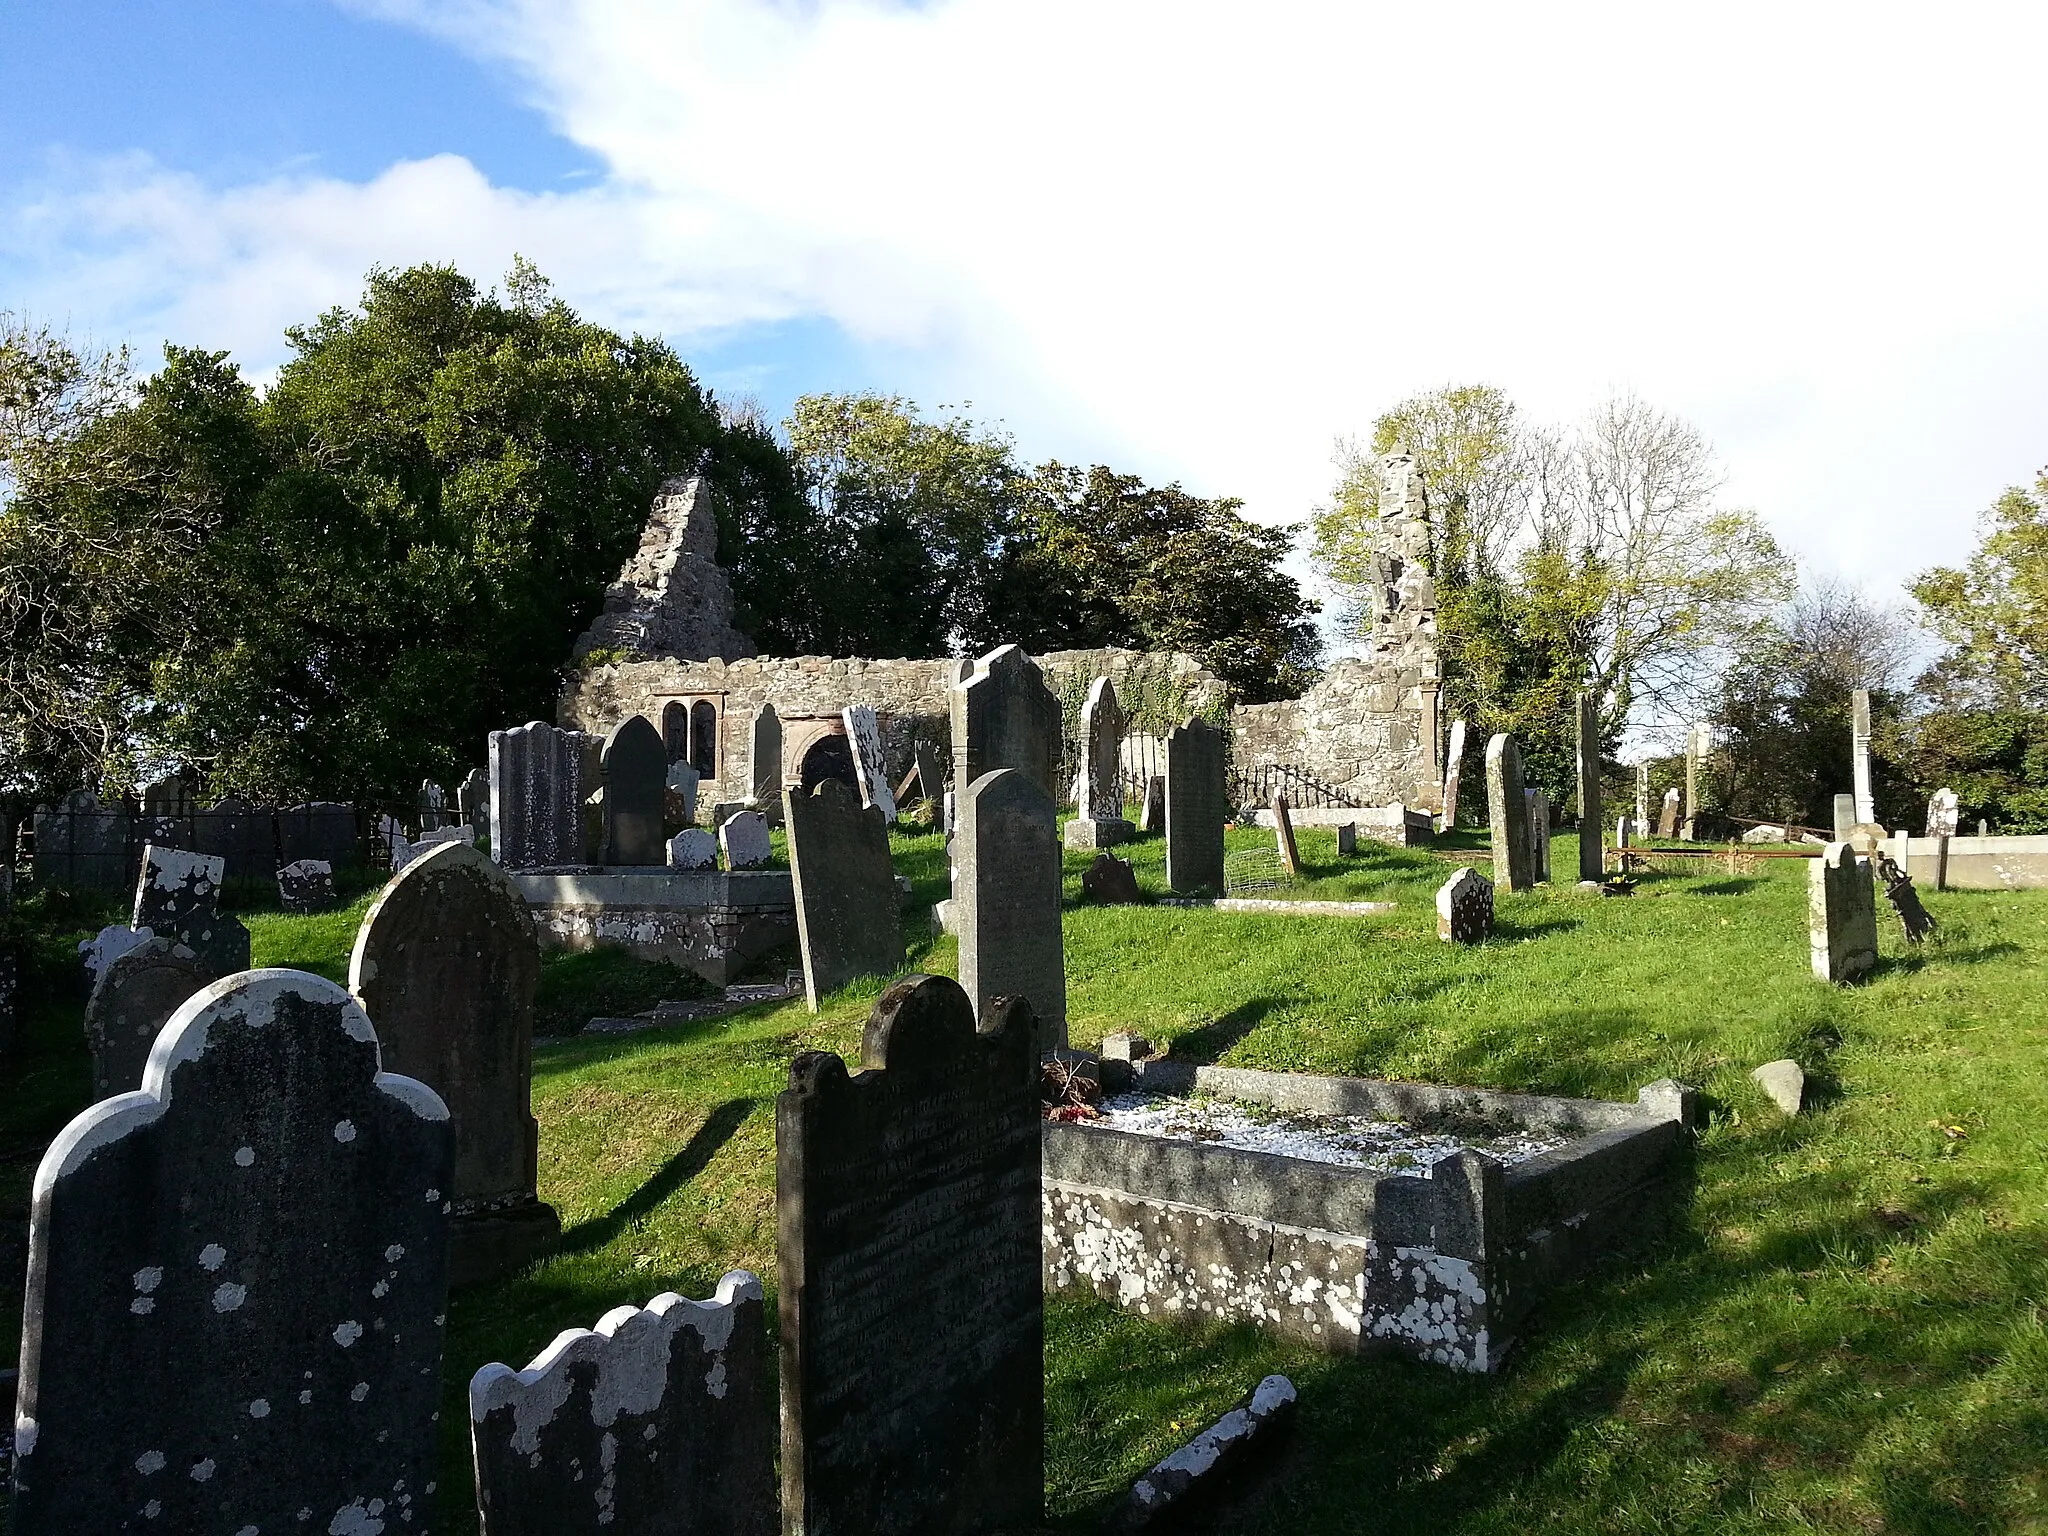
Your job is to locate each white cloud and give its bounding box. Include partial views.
[10,0,2048,610]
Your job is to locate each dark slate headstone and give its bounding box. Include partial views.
[777,975,1042,1536]
[490,720,601,870]
[83,938,211,1100]
[1576,693,1604,882]
[1485,734,1533,892]
[1138,773,1166,834]
[276,858,338,915]
[1164,719,1226,895]
[130,842,250,979]
[959,768,1066,1052]
[784,779,905,1012]
[470,1271,776,1536]
[1082,852,1141,905]
[11,969,453,1535]
[459,767,491,831]
[749,703,784,807]
[602,715,670,866]
[349,841,557,1286]
[910,741,945,805]
[950,644,1060,802]
[1436,867,1494,943]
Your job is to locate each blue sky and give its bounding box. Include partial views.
[5,0,2048,640]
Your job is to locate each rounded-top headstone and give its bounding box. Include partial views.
[83,936,210,1100]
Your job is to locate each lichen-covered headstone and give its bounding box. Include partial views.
[668,759,702,825]
[1065,676,1135,850]
[420,779,448,832]
[1436,867,1493,943]
[1657,787,1681,838]
[459,767,490,831]
[842,704,896,824]
[391,824,475,875]
[1270,793,1302,878]
[1441,717,1469,829]
[276,857,337,914]
[950,644,1061,802]
[11,969,452,1535]
[603,714,670,866]
[1485,735,1532,892]
[777,976,1042,1535]
[720,810,773,870]
[785,780,904,1011]
[470,1272,775,1536]
[1809,841,1878,983]
[1925,787,1960,838]
[668,828,719,869]
[130,843,249,979]
[1164,719,1226,894]
[748,703,783,808]
[959,768,1065,1052]
[490,720,600,869]
[83,937,210,1100]
[79,922,153,982]
[349,841,557,1286]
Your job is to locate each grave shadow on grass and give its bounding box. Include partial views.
[557,1096,755,1256]
[1172,997,1291,1065]
[1487,911,1583,942]
[1688,878,1764,896]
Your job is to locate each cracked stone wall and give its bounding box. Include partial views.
[572,476,757,666]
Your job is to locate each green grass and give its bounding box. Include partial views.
[4,827,2046,1532]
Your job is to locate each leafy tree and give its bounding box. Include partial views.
[1886,709,2048,833]
[1911,468,2048,709]
[983,464,1321,702]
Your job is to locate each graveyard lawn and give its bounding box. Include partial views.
[2,828,2046,1531]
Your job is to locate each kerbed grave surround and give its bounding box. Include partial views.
[509,867,795,985]
[1042,1060,1694,1373]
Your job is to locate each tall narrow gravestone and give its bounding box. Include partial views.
[11,969,453,1535]
[349,841,558,1286]
[959,769,1066,1053]
[491,720,600,869]
[785,779,905,1011]
[1576,694,1604,881]
[470,1272,777,1536]
[1683,722,1709,839]
[1526,788,1551,883]
[1833,793,1857,842]
[1065,676,1135,850]
[603,715,670,866]
[132,843,250,979]
[1271,792,1303,878]
[1164,718,1227,895]
[1635,763,1650,829]
[83,937,209,1100]
[777,975,1042,1536]
[750,703,784,807]
[1851,688,1875,826]
[842,705,897,825]
[1441,718,1469,829]
[1809,842,1879,984]
[1657,788,1681,838]
[951,644,1061,802]
[1485,734,1533,892]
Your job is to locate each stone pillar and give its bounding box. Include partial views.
[1485,735,1532,892]
[1851,689,1875,825]
[1576,694,1604,881]
[1683,723,1709,841]
[1833,793,1857,842]
[1441,718,1468,829]
[1635,763,1650,829]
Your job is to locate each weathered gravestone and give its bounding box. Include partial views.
[1525,789,1551,883]
[669,759,703,826]
[1832,793,1857,842]
[785,779,905,1011]
[749,703,784,808]
[1066,677,1135,850]
[1635,763,1650,829]
[1336,822,1359,856]
[1925,787,1960,838]
[470,1272,776,1536]
[459,766,491,830]
[83,937,210,1100]
[420,779,448,832]
[907,740,945,806]
[11,969,452,1535]
[1271,793,1302,878]
[276,857,337,914]
[1441,717,1469,829]
[603,714,670,866]
[951,644,1061,802]
[1657,788,1681,838]
[1485,735,1533,892]
[720,809,773,870]
[491,720,600,869]
[842,704,897,824]
[1615,815,1635,849]
[131,843,250,978]
[1809,841,1879,983]
[1164,719,1227,895]
[959,768,1066,1053]
[1683,723,1709,839]
[1138,773,1166,834]
[668,828,719,869]
[1576,694,1604,881]
[1851,688,1875,825]
[777,975,1042,1536]
[1436,867,1494,943]
[79,922,153,982]
[1081,852,1141,905]
[349,841,557,1286]
[391,824,475,875]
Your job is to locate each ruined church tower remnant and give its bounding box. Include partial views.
[572,475,757,665]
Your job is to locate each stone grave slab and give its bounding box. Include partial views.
[83,937,210,1100]
[459,767,490,830]
[842,704,897,824]
[668,828,719,870]
[470,1271,775,1536]
[349,841,557,1286]
[1657,787,1680,838]
[959,768,1066,1053]
[420,779,448,832]
[668,760,703,826]
[785,780,905,1011]
[1066,676,1135,850]
[1441,717,1468,828]
[1832,793,1857,842]
[1809,841,1878,983]
[491,720,600,869]
[603,714,670,866]
[1437,867,1494,942]
[1926,787,1960,838]
[1485,735,1533,892]
[11,969,452,1535]
[277,857,337,914]
[132,844,223,937]
[911,741,945,805]
[1526,788,1551,882]
[777,975,1041,1535]
[1336,822,1358,856]
[1164,719,1226,894]
[720,810,773,869]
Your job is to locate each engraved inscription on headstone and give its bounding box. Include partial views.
[777,975,1042,1536]
[349,841,557,1286]
[491,721,601,869]
[950,644,1061,802]
[669,828,719,869]
[959,768,1066,1053]
[1164,719,1227,895]
[11,969,453,1536]
[470,1272,776,1536]
[785,779,905,1011]
[1485,735,1532,892]
[130,843,249,977]
[1065,676,1135,852]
